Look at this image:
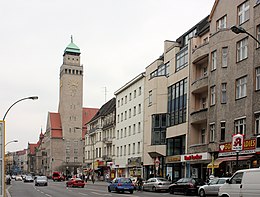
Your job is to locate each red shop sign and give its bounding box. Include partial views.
[184,154,202,160]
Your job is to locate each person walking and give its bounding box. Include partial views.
[91,174,95,184]
[137,176,143,191]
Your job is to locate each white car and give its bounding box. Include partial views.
[15,175,23,181]
[198,177,228,197]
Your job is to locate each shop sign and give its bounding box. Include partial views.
[219,139,255,152]
[184,154,202,161]
[232,134,244,151]
[166,155,181,163]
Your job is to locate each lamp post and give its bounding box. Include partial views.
[230,25,260,45]
[5,140,18,147]
[1,96,38,197]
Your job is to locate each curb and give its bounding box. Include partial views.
[6,185,11,197]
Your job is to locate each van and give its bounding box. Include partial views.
[218,168,260,197]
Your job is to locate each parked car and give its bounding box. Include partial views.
[218,168,260,197]
[108,177,135,193]
[142,177,171,192]
[24,175,34,182]
[15,175,23,181]
[169,177,205,195]
[52,171,65,181]
[198,177,229,197]
[35,176,48,186]
[66,178,85,188]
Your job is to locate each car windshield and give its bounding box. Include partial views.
[218,178,228,184]
[119,178,131,183]
[37,176,47,180]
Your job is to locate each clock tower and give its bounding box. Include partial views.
[58,36,83,162]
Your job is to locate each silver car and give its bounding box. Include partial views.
[198,177,228,197]
[143,177,170,192]
[35,176,48,186]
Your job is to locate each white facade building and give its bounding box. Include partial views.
[114,73,145,177]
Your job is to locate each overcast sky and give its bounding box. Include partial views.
[1,0,215,152]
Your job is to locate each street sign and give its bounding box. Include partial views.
[232,134,244,151]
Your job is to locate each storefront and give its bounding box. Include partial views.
[207,139,256,176]
[182,152,211,181]
[165,155,184,182]
[128,157,142,177]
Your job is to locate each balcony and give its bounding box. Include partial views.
[103,137,112,144]
[190,108,208,124]
[191,42,209,63]
[191,76,208,94]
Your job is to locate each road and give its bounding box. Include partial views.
[7,180,199,197]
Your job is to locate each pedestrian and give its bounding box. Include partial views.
[91,174,95,184]
[137,176,143,191]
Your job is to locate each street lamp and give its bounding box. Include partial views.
[1,96,38,197]
[5,140,18,147]
[3,96,38,120]
[230,25,260,45]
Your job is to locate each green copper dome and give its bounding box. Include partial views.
[64,36,80,55]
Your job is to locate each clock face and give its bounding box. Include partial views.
[68,80,79,96]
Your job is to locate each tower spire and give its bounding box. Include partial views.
[71,35,73,43]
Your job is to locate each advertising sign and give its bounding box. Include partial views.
[232,134,244,151]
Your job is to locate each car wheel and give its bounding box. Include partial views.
[130,190,133,194]
[184,189,189,196]
[169,187,175,194]
[152,186,156,192]
[199,189,205,197]
[108,187,111,192]
[66,183,68,187]
[116,187,119,193]
[82,185,84,188]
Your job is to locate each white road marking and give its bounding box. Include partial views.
[78,192,88,196]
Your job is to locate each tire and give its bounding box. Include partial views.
[199,189,205,197]
[169,187,175,194]
[184,189,189,196]
[66,183,68,187]
[152,186,156,192]
[130,190,133,194]
[108,187,111,192]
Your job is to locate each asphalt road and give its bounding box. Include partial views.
[7,180,199,197]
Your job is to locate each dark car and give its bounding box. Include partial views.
[66,178,85,188]
[169,177,205,195]
[108,177,135,194]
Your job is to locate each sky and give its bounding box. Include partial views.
[1,0,215,152]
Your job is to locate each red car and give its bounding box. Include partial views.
[66,178,85,188]
[52,172,65,181]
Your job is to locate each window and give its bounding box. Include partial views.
[184,29,196,45]
[256,68,260,90]
[128,144,131,155]
[211,50,217,70]
[134,90,136,98]
[235,118,246,135]
[129,93,132,101]
[217,15,227,30]
[151,114,167,145]
[201,97,207,109]
[120,146,122,156]
[166,135,186,156]
[237,38,248,62]
[74,149,78,154]
[168,78,187,126]
[210,124,215,142]
[74,157,78,162]
[124,145,126,156]
[133,143,135,154]
[236,76,247,99]
[128,126,131,136]
[150,63,170,79]
[125,96,127,104]
[124,111,127,120]
[133,106,136,116]
[201,129,206,144]
[255,114,260,135]
[139,87,142,95]
[121,98,123,106]
[257,25,260,48]
[138,104,141,114]
[129,109,131,118]
[210,86,216,105]
[133,124,136,134]
[220,122,226,141]
[148,91,152,106]
[222,47,228,67]
[221,83,227,104]
[121,113,123,122]
[117,147,119,157]
[124,127,127,137]
[117,114,119,123]
[117,130,119,139]
[138,122,141,133]
[176,46,188,71]
[137,142,141,154]
[238,1,249,25]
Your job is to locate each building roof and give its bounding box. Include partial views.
[49,112,63,139]
[28,143,38,155]
[88,98,116,123]
[64,36,80,55]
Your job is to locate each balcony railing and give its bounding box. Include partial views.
[103,137,112,144]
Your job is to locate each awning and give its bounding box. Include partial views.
[207,155,254,168]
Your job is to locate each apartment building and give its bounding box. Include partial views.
[85,98,116,180]
[114,73,145,178]
[188,0,260,178]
